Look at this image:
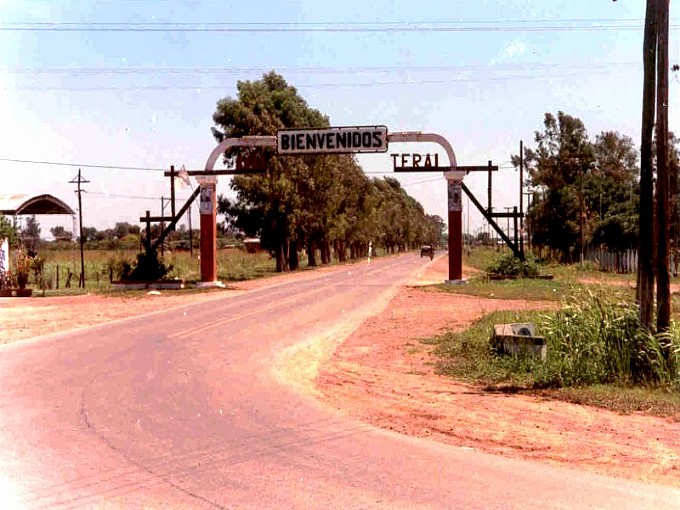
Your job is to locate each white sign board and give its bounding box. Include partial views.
[199,185,214,215]
[0,238,8,273]
[277,126,388,155]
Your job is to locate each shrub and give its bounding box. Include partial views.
[486,253,540,278]
[120,251,173,282]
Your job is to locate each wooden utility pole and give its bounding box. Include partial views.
[519,140,524,255]
[656,0,671,332]
[69,169,89,288]
[638,0,658,328]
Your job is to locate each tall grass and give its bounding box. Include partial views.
[540,290,680,387]
[433,290,680,389]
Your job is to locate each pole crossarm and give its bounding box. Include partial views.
[149,186,201,253]
[461,182,523,259]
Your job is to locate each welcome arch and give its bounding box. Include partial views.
[198,127,467,286]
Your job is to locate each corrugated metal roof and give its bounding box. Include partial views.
[0,194,75,215]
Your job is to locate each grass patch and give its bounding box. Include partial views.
[428,291,680,419]
[431,276,580,302]
[540,385,680,420]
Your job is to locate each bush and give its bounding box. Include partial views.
[120,251,173,282]
[486,253,540,278]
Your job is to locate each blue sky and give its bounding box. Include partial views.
[1,0,679,238]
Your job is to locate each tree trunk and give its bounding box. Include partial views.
[289,240,299,271]
[638,0,658,329]
[320,240,330,265]
[275,243,284,273]
[307,239,317,267]
[335,240,346,263]
[656,0,671,335]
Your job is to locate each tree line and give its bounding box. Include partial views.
[0,217,202,251]
[213,71,445,272]
[514,110,680,262]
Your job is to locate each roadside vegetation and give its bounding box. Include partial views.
[7,246,279,295]
[426,247,680,419]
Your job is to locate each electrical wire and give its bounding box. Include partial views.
[0,157,515,174]
[0,19,677,32]
[0,62,640,75]
[87,190,196,201]
[0,157,166,172]
[1,70,635,92]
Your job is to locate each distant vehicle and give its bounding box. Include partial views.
[420,245,434,260]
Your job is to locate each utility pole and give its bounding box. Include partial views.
[69,169,89,288]
[519,140,524,256]
[503,206,513,248]
[638,0,658,326]
[656,0,671,333]
[161,196,166,257]
[188,203,193,256]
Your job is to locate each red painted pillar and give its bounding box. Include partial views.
[447,179,463,281]
[198,177,218,283]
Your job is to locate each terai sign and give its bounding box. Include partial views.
[277,126,388,155]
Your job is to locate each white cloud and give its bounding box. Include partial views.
[503,40,527,58]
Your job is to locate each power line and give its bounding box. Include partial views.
[0,157,166,172]
[0,62,640,75]
[1,70,636,92]
[87,191,196,201]
[0,156,497,184]
[0,19,677,33]
[0,18,656,27]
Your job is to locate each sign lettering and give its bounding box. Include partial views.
[391,152,447,172]
[277,126,388,155]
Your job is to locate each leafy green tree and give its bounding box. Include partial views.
[213,72,329,271]
[517,112,649,259]
[589,131,639,251]
[50,225,73,241]
[81,226,98,243]
[21,215,41,250]
[214,72,443,269]
[0,214,19,246]
[112,222,140,238]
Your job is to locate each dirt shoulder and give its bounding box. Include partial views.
[301,256,680,487]
[3,257,679,487]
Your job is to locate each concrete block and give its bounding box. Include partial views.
[492,323,547,361]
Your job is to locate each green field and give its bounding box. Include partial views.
[20,248,279,295]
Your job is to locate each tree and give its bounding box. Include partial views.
[21,215,41,250]
[112,222,140,238]
[516,113,645,260]
[50,225,73,242]
[514,111,594,261]
[81,226,98,243]
[588,131,639,251]
[213,72,439,269]
[0,215,19,246]
[212,71,330,271]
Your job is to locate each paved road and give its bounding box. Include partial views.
[1,254,679,509]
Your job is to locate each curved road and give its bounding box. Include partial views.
[1,254,679,509]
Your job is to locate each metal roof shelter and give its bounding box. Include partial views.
[0,194,75,216]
